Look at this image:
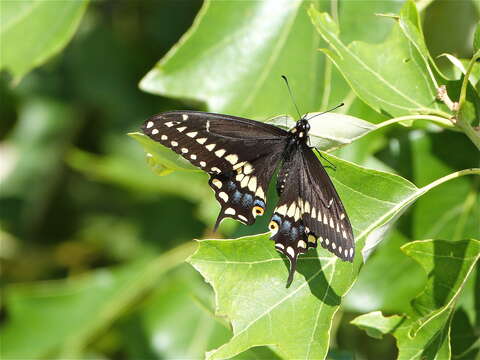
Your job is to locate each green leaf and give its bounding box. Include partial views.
[0,0,89,83]
[308,6,450,118]
[140,0,329,119]
[441,53,480,86]
[352,239,480,360]
[351,311,403,340]
[187,152,479,359]
[398,0,450,80]
[403,240,480,336]
[338,1,404,44]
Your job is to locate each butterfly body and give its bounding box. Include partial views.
[142,110,354,286]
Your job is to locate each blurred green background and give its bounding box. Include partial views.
[0,0,478,359]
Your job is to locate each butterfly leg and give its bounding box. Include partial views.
[314,148,337,171]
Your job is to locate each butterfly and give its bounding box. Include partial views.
[142,108,354,286]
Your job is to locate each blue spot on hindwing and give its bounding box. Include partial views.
[281,220,291,232]
[241,193,253,207]
[232,190,242,202]
[271,214,282,223]
[298,224,305,234]
[254,199,265,208]
[290,227,298,242]
[227,181,236,191]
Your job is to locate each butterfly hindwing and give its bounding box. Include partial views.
[143,111,288,229]
[269,143,354,286]
[299,144,354,261]
[209,149,284,229]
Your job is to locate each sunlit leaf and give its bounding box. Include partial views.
[0,0,89,83]
[308,5,451,118]
[397,0,450,80]
[440,53,480,87]
[140,0,329,120]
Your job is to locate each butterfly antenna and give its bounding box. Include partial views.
[281,75,302,120]
[306,103,344,122]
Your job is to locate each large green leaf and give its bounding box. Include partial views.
[0,0,89,83]
[140,0,328,119]
[352,239,480,360]
[308,4,451,118]
[188,151,479,359]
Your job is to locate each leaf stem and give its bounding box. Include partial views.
[436,50,480,151]
[459,49,480,109]
[420,168,480,193]
[456,51,480,150]
[375,115,455,130]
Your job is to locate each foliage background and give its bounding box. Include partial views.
[0,0,479,359]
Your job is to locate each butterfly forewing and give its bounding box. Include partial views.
[142,111,288,229]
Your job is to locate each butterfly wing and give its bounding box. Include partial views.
[269,143,354,286]
[299,145,354,259]
[142,111,288,229]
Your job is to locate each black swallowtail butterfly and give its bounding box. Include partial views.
[142,107,354,286]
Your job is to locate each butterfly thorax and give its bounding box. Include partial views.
[276,119,311,195]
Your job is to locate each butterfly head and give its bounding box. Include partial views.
[289,118,310,141]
